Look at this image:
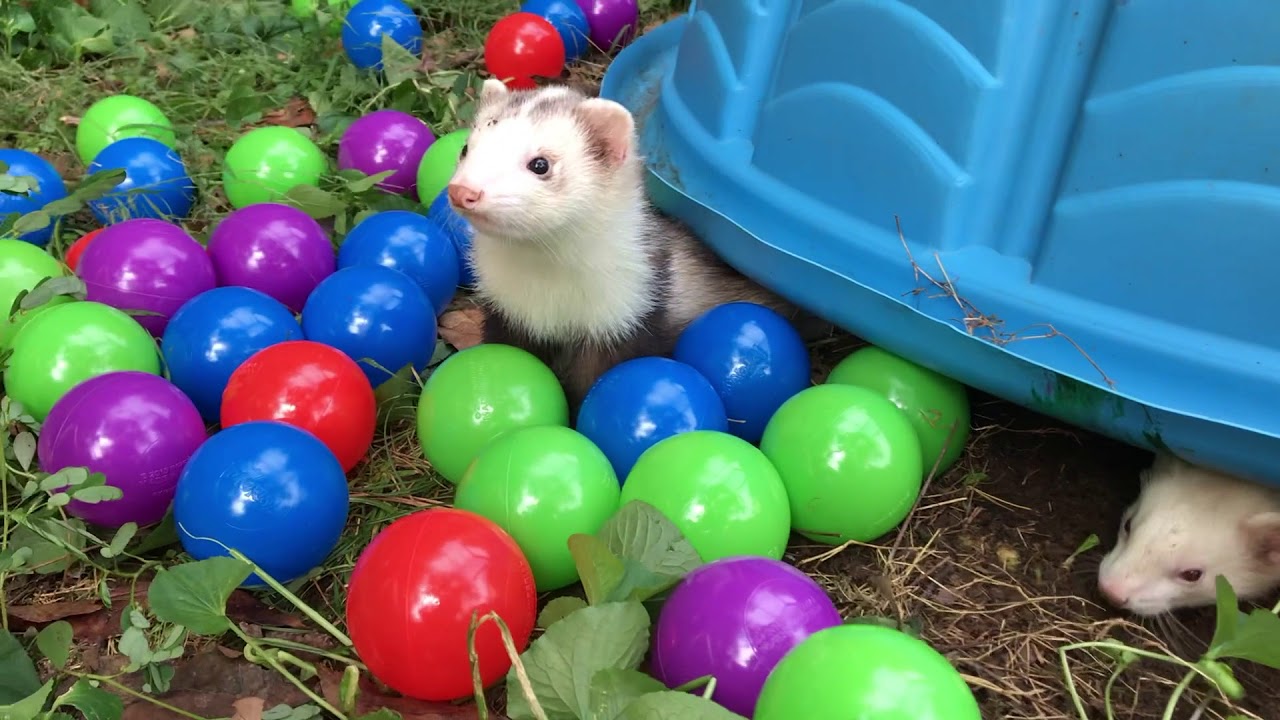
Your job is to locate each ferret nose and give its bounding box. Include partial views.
[448,183,483,210]
[1098,579,1128,607]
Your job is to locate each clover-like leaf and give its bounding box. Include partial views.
[148,556,253,634]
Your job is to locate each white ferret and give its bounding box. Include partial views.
[445,79,816,408]
[1097,452,1280,616]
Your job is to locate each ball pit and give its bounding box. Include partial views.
[619,430,791,562]
[38,371,207,528]
[86,137,195,224]
[415,128,469,209]
[341,0,424,71]
[337,109,435,195]
[651,556,843,717]
[77,218,217,337]
[5,301,161,422]
[75,95,176,166]
[206,202,335,312]
[300,264,437,388]
[454,425,620,591]
[576,356,729,481]
[760,383,923,544]
[574,0,638,51]
[174,420,350,587]
[161,286,304,422]
[222,340,377,473]
[64,228,103,271]
[426,189,475,287]
[0,148,69,246]
[337,209,459,314]
[346,507,538,702]
[0,237,69,348]
[521,0,591,62]
[222,127,327,208]
[484,12,567,90]
[416,343,569,484]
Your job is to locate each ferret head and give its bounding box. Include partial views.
[1097,453,1280,616]
[445,79,639,241]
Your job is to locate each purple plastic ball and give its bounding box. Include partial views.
[38,371,208,528]
[207,203,336,313]
[651,556,843,717]
[76,219,217,337]
[574,0,638,51]
[337,110,435,196]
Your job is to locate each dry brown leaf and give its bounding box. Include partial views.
[316,665,484,719]
[7,598,103,624]
[261,98,317,128]
[438,306,484,350]
[231,697,266,720]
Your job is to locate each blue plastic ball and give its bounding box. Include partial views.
[0,149,69,246]
[86,137,195,224]
[427,188,475,288]
[338,210,459,314]
[576,356,729,481]
[674,302,812,444]
[173,420,350,587]
[341,0,424,71]
[160,286,304,422]
[520,0,591,62]
[301,264,438,388]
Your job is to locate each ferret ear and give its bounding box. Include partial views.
[480,78,510,106]
[1140,451,1183,486]
[576,98,634,168]
[1243,512,1280,569]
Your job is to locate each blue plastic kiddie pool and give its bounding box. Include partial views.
[600,0,1280,486]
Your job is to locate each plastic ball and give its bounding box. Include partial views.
[673,302,811,444]
[620,430,791,562]
[574,0,638,51]
[416,343,569,483]
[827,346,971,474]
[753,624,982,720]
[0,149,69,246]
[346,507,538,702]
[207,203,335,312]
[0,237,69,348]
[64,228,103,271]
[75,95,176,166]
[86,138,195,224]
[426,189,475,287]
[161,286,304,422]
[222,340,376,473]
[337,210,458,314]
[222,127,327,208]
[484,13,567,91]
[759,384,923,544]
[76,218,217,337]
[454,425,619,591]
[415,128,469,209]
[576,356,729,481]
[173,421,350,586]
[337,110,435,196]
[341,0,424,71]
[300,264,437,389]
[38,371,207,528]
[5,301,161,422]
[652,556,842,717]
[520,0,590,61]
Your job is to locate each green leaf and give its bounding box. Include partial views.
[0,632,41,704]
[41,467,90,492]
[148,556,253,634]
[51,678,123,720]
[343,170,396,194]
[538,596,588,629]
[9,520,86,574]
[354,710,402,720]
[73,169,127,201]
[12,431,35,471]
[283,185,345,219]
[10,211,51,236]
[117,626,152,670]
[70,485,124,504]
[0,678,54,720]
[1209,607,1280,669]
[142,662,175,694]
[20,275,87,311]
[1209,574,1240,653]
[600,501,704,579]
[35,621,73,670]
[617,691,747,719]
[265,704,324,720]
[505,601,651,720]
[568,534,626,606]
[101,522,138,559]
[588,669,666,720]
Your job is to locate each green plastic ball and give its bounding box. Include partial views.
[759,384,922,545]
[454,425,620,591]
[827,346,971,474]
[753,623,982,720]
[5,301,161,421]
[619,430,791,563]
[416,128,470,207]
[76,95,177,166]
[416,343,569,484]
[222,127,327,208]
[0,239,70,349]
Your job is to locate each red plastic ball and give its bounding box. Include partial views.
[484,12,566,90]
[220,340,376,472]
[65,228,103,271]
[346,507,538,701]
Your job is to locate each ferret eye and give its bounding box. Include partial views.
[527,157,550,175]
[1178,569,1203,583]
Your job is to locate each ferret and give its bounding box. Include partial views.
[445,79,819,408]
[1097,452,1280,616]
